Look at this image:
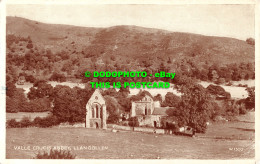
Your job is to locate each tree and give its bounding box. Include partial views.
[52,85,85,123]
[102,88,118,97]
[49,72,66,82]
[206,84,231,99]
[118,86,130,97]
[162,92,181,107]
[22,98,51,112]
[172,84,215,133]
[153,94,162,103]
[28,80,54,100]
[26,43,33,49]
[246,38,255,46]
[104,95,122,114]
[6,81,16,98]
[245,87,255,109]
[6,88,28,113]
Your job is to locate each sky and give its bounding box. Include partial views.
[6,4,255,40]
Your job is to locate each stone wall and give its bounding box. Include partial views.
[108,124,173,134]
[137,115,162,127]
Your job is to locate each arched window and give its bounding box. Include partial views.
[100,106,103,119]
[96,104,99,118]
[92,107,95,118]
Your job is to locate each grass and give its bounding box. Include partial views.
[6,112,51,121]
[199,81,251,99]
[6,120,254,159]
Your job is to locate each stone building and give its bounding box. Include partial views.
[86,89,107,129]
[130,94,171,128]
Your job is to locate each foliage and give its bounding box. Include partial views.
[246,38,255,46]
[206,84,231,99]
[171,84,216,133]
[20,117,32,127]
[7,115,59,128]
[49,72,66,82]
[6,119,20,128]
[6,88,28,113]
[52,86,92,123]
[128,117,139,127]
[153,94,162,102]
[104,95,122,122]
[34,149,76,159]
[245,87,255,109]
[118,87,130,97]
[28,80,54,100]
[33,115,59,128]
[130,90,153,101]
[162,92,181,107]
[107,113,121,124]
[21,98,51,112]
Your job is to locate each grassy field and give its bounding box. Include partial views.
[6,116,254,159]
[199,81,251,99]
[6,112,51,121]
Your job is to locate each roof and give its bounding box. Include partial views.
[152,107,173,115]
[86,89,106,105]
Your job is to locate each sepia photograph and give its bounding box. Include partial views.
[3,2,256,160]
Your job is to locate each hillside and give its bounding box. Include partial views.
[7,16,254,65]
[6,16,255,84]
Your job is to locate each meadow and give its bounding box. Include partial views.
[6,112,51,121]
[6,112,254,159]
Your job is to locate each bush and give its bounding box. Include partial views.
[107,113,120,124]
[128,117,139,127]
[6,119,20,128]
[26,43,33,49]
[49,72,66,82]
[25,75,36,83]
[7,115,60,128]
[20,117,32,127]
[7,117,32,128]
[34,149,76,159]
[239,104,247,115]
[33,115,59,128]
[22,98,50,112]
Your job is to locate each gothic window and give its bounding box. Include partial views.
[96,104,99,118]
[92,107,95,118]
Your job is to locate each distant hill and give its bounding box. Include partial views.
[7,16,254,66]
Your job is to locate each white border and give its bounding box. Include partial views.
[0,0,258,164]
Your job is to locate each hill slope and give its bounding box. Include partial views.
[6,16,254,65]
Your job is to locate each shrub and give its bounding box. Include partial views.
[33,115,59,128]
[6,119,20,128]
[20,117,32,127]
[49,72,66,82]
[239,104,247,115]
[25,75,36,83]
[128,117,139,127]
[7,115,59,128]
[34,149,76,159]
[32,117,42,126]
[107,113,120,124]
[26,43,33,49]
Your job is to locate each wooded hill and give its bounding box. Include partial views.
[6,16,255,84]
